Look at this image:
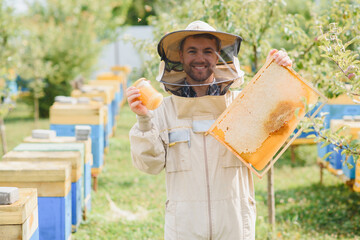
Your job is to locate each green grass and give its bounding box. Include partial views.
[3,101,360,239]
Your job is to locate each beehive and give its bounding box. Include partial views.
[207,58,326,178]
[85,82,119,136]
[71,87,114,149]
[330,118,360,179]
[23,136,93,214]
[71,86,113,105]
[0,161,72,240]
[96,72,123,82]
[353,132,360,192]
[0,188,39,240]
[110,65,132,75]
[317,94,360,161]
[89,80,121,116]
[12,143,84,231]
[50,101,104,125]
[50,101,104,171]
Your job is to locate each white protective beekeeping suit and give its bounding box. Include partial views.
[130,20,256,240]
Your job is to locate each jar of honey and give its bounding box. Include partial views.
[133,78,163,110]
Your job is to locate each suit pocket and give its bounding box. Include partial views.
[166,128,191,173]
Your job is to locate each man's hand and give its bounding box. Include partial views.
[266,49,292,67]
[126,86,149,116]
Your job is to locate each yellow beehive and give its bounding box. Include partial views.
[110,65,131,75]
[2,151,81,184]
[0,188,39,240]
[330,118,360,140]
[327,93,356,105]
[96,72,123,82]
[71,85,113,105]
[50,101,104,125]
[0,161,71,197]
[207,57,326,178]
[89,80,120,95]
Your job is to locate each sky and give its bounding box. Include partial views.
[6,0,32,13]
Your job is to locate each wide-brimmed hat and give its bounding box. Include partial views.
[156,20,244,93]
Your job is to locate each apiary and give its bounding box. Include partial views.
[0,161,72,240]
[0,188,39,240]
[207,57,326,178]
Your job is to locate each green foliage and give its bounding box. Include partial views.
[0,1,19,118]
[17,0,133,117]
[125,0,156,25]
[17,34,53,100]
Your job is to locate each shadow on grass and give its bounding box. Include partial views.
[4,116,34,123]
[270,182,360,237]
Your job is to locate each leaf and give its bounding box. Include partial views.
[320,141,330,148]
[322,151,333,160]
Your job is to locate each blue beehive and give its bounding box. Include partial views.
[0,161,72,240]
[11,143,85,232]
[327,144,343,172]
[71,87,114,152]
[330,117,360,179]
[23,135,93,218]
[342,155,356,180]
[49,102,105,176]
[317,95,360,162]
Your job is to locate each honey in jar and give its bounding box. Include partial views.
[133,78,163,110]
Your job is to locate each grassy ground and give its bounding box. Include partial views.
[3,101,360,239]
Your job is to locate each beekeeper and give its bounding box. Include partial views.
[127,20,292,240]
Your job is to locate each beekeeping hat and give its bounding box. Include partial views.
[156,20,244,93]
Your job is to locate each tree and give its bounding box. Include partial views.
[17,34,53,128]
[279,0,360,162]
[0,0,19,154]
[19,0,133,117]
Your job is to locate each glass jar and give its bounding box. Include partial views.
[133,78,163,110]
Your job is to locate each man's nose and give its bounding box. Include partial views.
[194,52,206,62]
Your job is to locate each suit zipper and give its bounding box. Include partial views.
[203,135,213,240]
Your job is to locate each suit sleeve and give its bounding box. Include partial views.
[129,113,166,175]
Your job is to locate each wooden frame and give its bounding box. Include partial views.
[207,57,327,179]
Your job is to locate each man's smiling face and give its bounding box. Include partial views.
[179,36,219,83]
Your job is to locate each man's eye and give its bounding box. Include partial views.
[188,50,196,54]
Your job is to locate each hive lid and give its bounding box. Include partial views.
[0,161,71,182]
[0,188,37,225]
[0,187,19,205]
[207,57,327,178]
[13,143,84,167]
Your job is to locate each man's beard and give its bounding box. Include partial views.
[184,63,215,83]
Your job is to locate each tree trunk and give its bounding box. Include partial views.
[0,118,8,155]
[34,97,39,129]
[253,45,258,72]
[267,166,275,232]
